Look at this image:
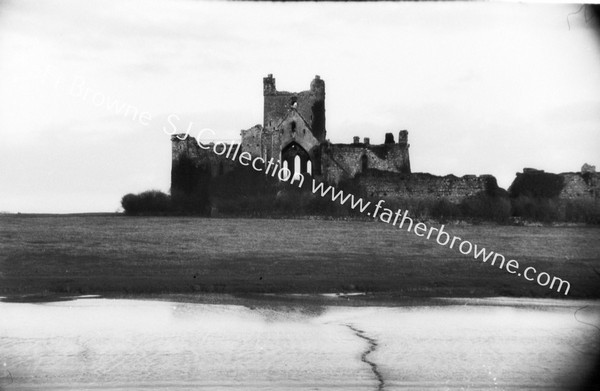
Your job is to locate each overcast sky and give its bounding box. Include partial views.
[0,1,599,213]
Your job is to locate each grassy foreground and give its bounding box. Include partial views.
[1,215,599,299]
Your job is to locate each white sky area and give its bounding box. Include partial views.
[0,1,599,213]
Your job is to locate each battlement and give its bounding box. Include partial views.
[263,74,276,96]
[349,131,409,147]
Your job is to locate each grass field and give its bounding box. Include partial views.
[1,215,599,299]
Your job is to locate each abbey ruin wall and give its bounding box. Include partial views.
[171,134,238,179]
[320,131,411,184]
[355,171,498,203]
[559,172,600,200]
[239,124,263,158]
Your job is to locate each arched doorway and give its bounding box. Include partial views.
[281,142,311,180]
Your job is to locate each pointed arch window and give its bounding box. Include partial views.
[281,142,312,180]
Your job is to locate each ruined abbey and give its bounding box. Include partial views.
[170,75,599,215]
[172,74,411,190]
[171,75,501,208]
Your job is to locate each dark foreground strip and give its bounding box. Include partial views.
[346,324,385,391]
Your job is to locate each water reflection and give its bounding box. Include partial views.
[0,297,598,390]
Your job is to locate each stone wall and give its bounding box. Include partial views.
[260,129,281,164]
[509,168,600,200]
[240,124,263,158]
[559,172,600,200]
[172,133,500,207]
[171,134,238,195]
[321,131,411,184]
[277,109,321,160]
[354,171,498,203]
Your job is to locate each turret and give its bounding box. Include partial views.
[398,130,408,145]
[263,74,276,96]
[309,75,326,142]
[310,75,325,100]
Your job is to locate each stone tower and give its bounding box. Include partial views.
[262,74,326,142]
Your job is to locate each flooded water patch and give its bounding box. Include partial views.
[1,298,598,390]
